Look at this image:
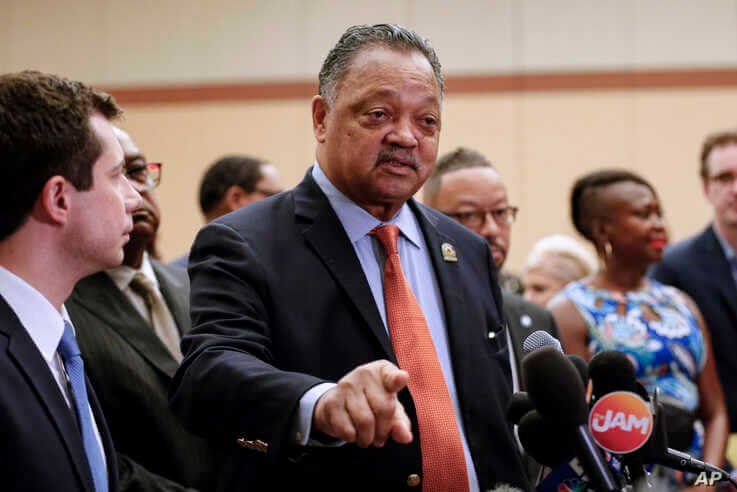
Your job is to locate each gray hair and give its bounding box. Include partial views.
[524,234,598,283]
[318,23,444,106]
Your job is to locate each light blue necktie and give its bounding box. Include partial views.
[57,321,108,492]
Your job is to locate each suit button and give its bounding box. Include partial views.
[406,474,421,487]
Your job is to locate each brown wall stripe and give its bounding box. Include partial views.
[105,67,737,105]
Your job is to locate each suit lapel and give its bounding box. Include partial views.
[294,171,394,360]
[701,226,737,322]
[71,273,179,378]
[409,202,475,381]
[152,261,191,337]
[0,297,95,491]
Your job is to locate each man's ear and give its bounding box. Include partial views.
[34,176,72,225]
[223,185,250,212]
[312,95,329,143]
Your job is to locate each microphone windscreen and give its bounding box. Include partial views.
[567,354,589,387]
[589,350,637,398]
[506,392,534,425]
[522,330,562,355]
[517,410,576,467]
[522,346,588,427]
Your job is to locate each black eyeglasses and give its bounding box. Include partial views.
[443,206,519,229]
[707,171,737,187]
[126,162,161,192]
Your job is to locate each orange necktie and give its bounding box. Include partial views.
[372,225,470,492]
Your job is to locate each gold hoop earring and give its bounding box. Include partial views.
[604,241,613,259]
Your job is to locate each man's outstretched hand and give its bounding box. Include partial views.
[313,360,412,448]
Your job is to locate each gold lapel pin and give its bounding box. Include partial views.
[441,243,458,262]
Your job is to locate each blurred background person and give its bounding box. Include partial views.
[170,154,283,269]
[549,169,727,488]
[651,130,737,437]
[522,234,597,307]
[67,127,213,491]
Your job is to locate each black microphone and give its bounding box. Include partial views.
[523,346,621,491]
[568,354,589,387]
[517,409,576,467]
[588,351,649,486]
[643,389,734,484]
[506,391,535,426]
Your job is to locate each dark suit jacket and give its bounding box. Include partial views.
[650,224,737,431]
[0,295,118,491]
[66,261,213,491]
[502,291,559,390]
[170,171,529,492]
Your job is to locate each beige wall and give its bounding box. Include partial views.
[120,86,737,273]
[3,0,737,272]
[3,1,737,84]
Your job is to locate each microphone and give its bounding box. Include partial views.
[523,346,620,491]
[587,359,736,487]
[522,330,561,355]
[517,409,576,467]
[588,351,650,485]
[506,392,535,426]
[568,354,589,387]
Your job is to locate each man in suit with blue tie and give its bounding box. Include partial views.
[651,130,737,433]
[0,71,141,491]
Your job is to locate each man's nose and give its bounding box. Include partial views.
[385,117,418,148]
[125,179,142,212]
[479,212,501,240]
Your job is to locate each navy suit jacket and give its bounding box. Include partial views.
[0,295,118,491]
[650,224,737,430]
[170,170,529,491]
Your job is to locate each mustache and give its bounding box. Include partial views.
[376,149,419,169]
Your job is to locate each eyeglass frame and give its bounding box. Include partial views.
[706,170,737,187]
[126,162,162,192]
[442,206,519,229]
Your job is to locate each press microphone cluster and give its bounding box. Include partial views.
[508,331,736,491]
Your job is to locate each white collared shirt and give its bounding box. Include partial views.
[0,266,106,462]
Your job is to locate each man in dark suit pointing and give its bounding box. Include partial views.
[170,24,528,492]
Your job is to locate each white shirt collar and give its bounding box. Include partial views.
[106,252,158,291]
[0,266,71,365]
[311,162,421,249]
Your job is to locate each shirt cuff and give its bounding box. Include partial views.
[294,382,345,447]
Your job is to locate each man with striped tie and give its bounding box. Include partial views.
[0,71,140,491]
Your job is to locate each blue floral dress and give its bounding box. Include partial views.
[561,279,706,462]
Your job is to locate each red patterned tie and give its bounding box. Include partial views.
[371,225,470,492]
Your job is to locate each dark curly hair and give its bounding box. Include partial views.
[0,70,122,240]
[570,168,657,244]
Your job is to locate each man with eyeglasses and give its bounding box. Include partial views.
[424,147,558,387]
[66,127,213,491]
[651,130,737,435]
[169,154,283,270]
[424,147,558,484]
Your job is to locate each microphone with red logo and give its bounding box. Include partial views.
[588,351,651,486]
[523,345,621,491]
[587,351,737,488]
